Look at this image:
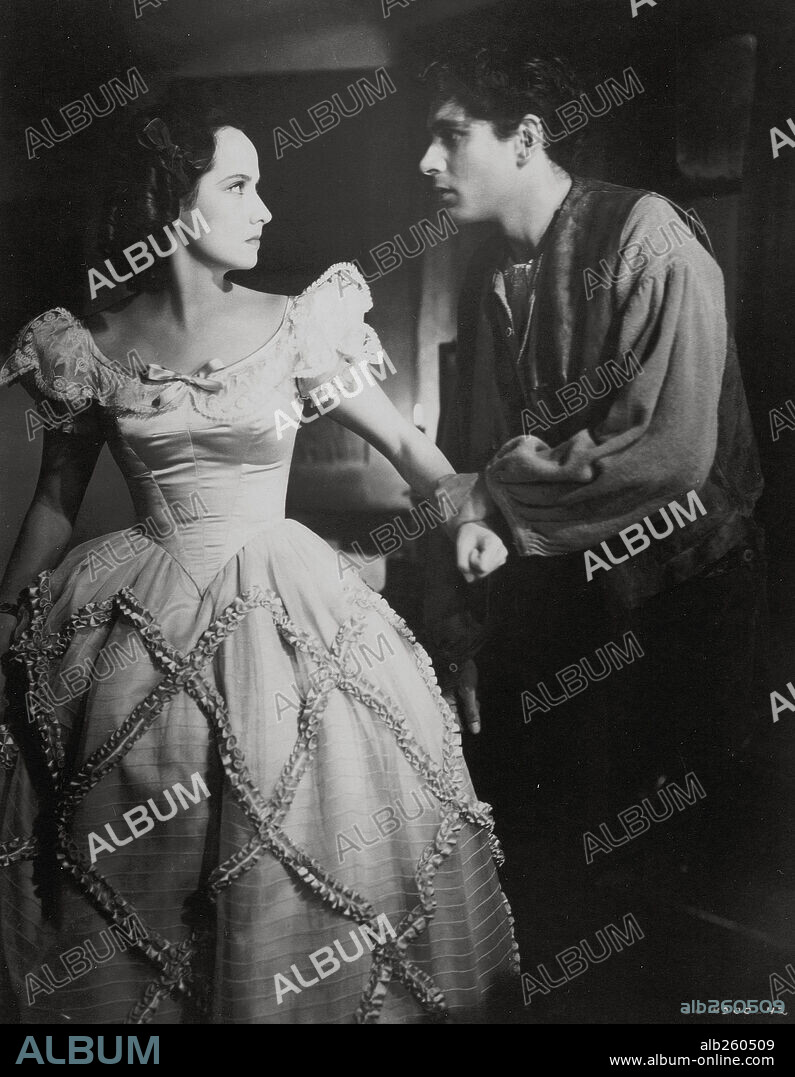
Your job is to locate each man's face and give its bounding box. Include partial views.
[419,100,519,224]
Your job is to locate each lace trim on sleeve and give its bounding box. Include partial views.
[288,262,391,404]
[1,309,100,406]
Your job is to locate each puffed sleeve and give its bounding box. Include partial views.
[0,308,104,439]
[290,263,388,401]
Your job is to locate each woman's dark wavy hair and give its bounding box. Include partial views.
[94,96,247,294]
[420,46,585,171]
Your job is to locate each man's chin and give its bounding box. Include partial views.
[443,201,493,227]
[441,203,473,225]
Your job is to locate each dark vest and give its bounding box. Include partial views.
[439,175,763,606]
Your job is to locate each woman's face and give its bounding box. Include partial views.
[178,126,271,272]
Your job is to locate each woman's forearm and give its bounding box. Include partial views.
[392,429,502,547]
[390,423,459,501]
[329,381,497,514]
[0,499,75,607]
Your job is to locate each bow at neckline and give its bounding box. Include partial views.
[142,358,227,393]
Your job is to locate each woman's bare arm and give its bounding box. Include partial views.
[322,374,508,582]
[316,370,457,499]
[0,428,104,611]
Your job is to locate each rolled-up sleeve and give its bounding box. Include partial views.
[478,253,728,555]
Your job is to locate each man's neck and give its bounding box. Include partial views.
[499,170,573,263]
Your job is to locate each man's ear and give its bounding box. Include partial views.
[515,114,548,162]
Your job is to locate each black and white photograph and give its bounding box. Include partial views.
[0,0,793,1055]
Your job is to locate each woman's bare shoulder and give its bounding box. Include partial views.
[84,297,142,349]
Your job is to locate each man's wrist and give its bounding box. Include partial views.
[464,472,497,519]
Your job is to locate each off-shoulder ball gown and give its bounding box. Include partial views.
[0,265,519,1024]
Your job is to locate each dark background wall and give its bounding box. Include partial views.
[1,0,793,669]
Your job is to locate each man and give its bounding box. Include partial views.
[418,48,766,935]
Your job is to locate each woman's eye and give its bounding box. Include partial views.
[229,182,245,194]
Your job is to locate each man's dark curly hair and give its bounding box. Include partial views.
[420,46,586,171]
[93,96,246,294]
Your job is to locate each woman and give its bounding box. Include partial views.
[0,103,518,1024]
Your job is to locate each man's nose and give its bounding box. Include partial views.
[420,142,444,175]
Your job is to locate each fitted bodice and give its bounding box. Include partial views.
[0,264,385,595]
[105,372,300,592]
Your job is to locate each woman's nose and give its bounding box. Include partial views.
[254,196,272,225]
